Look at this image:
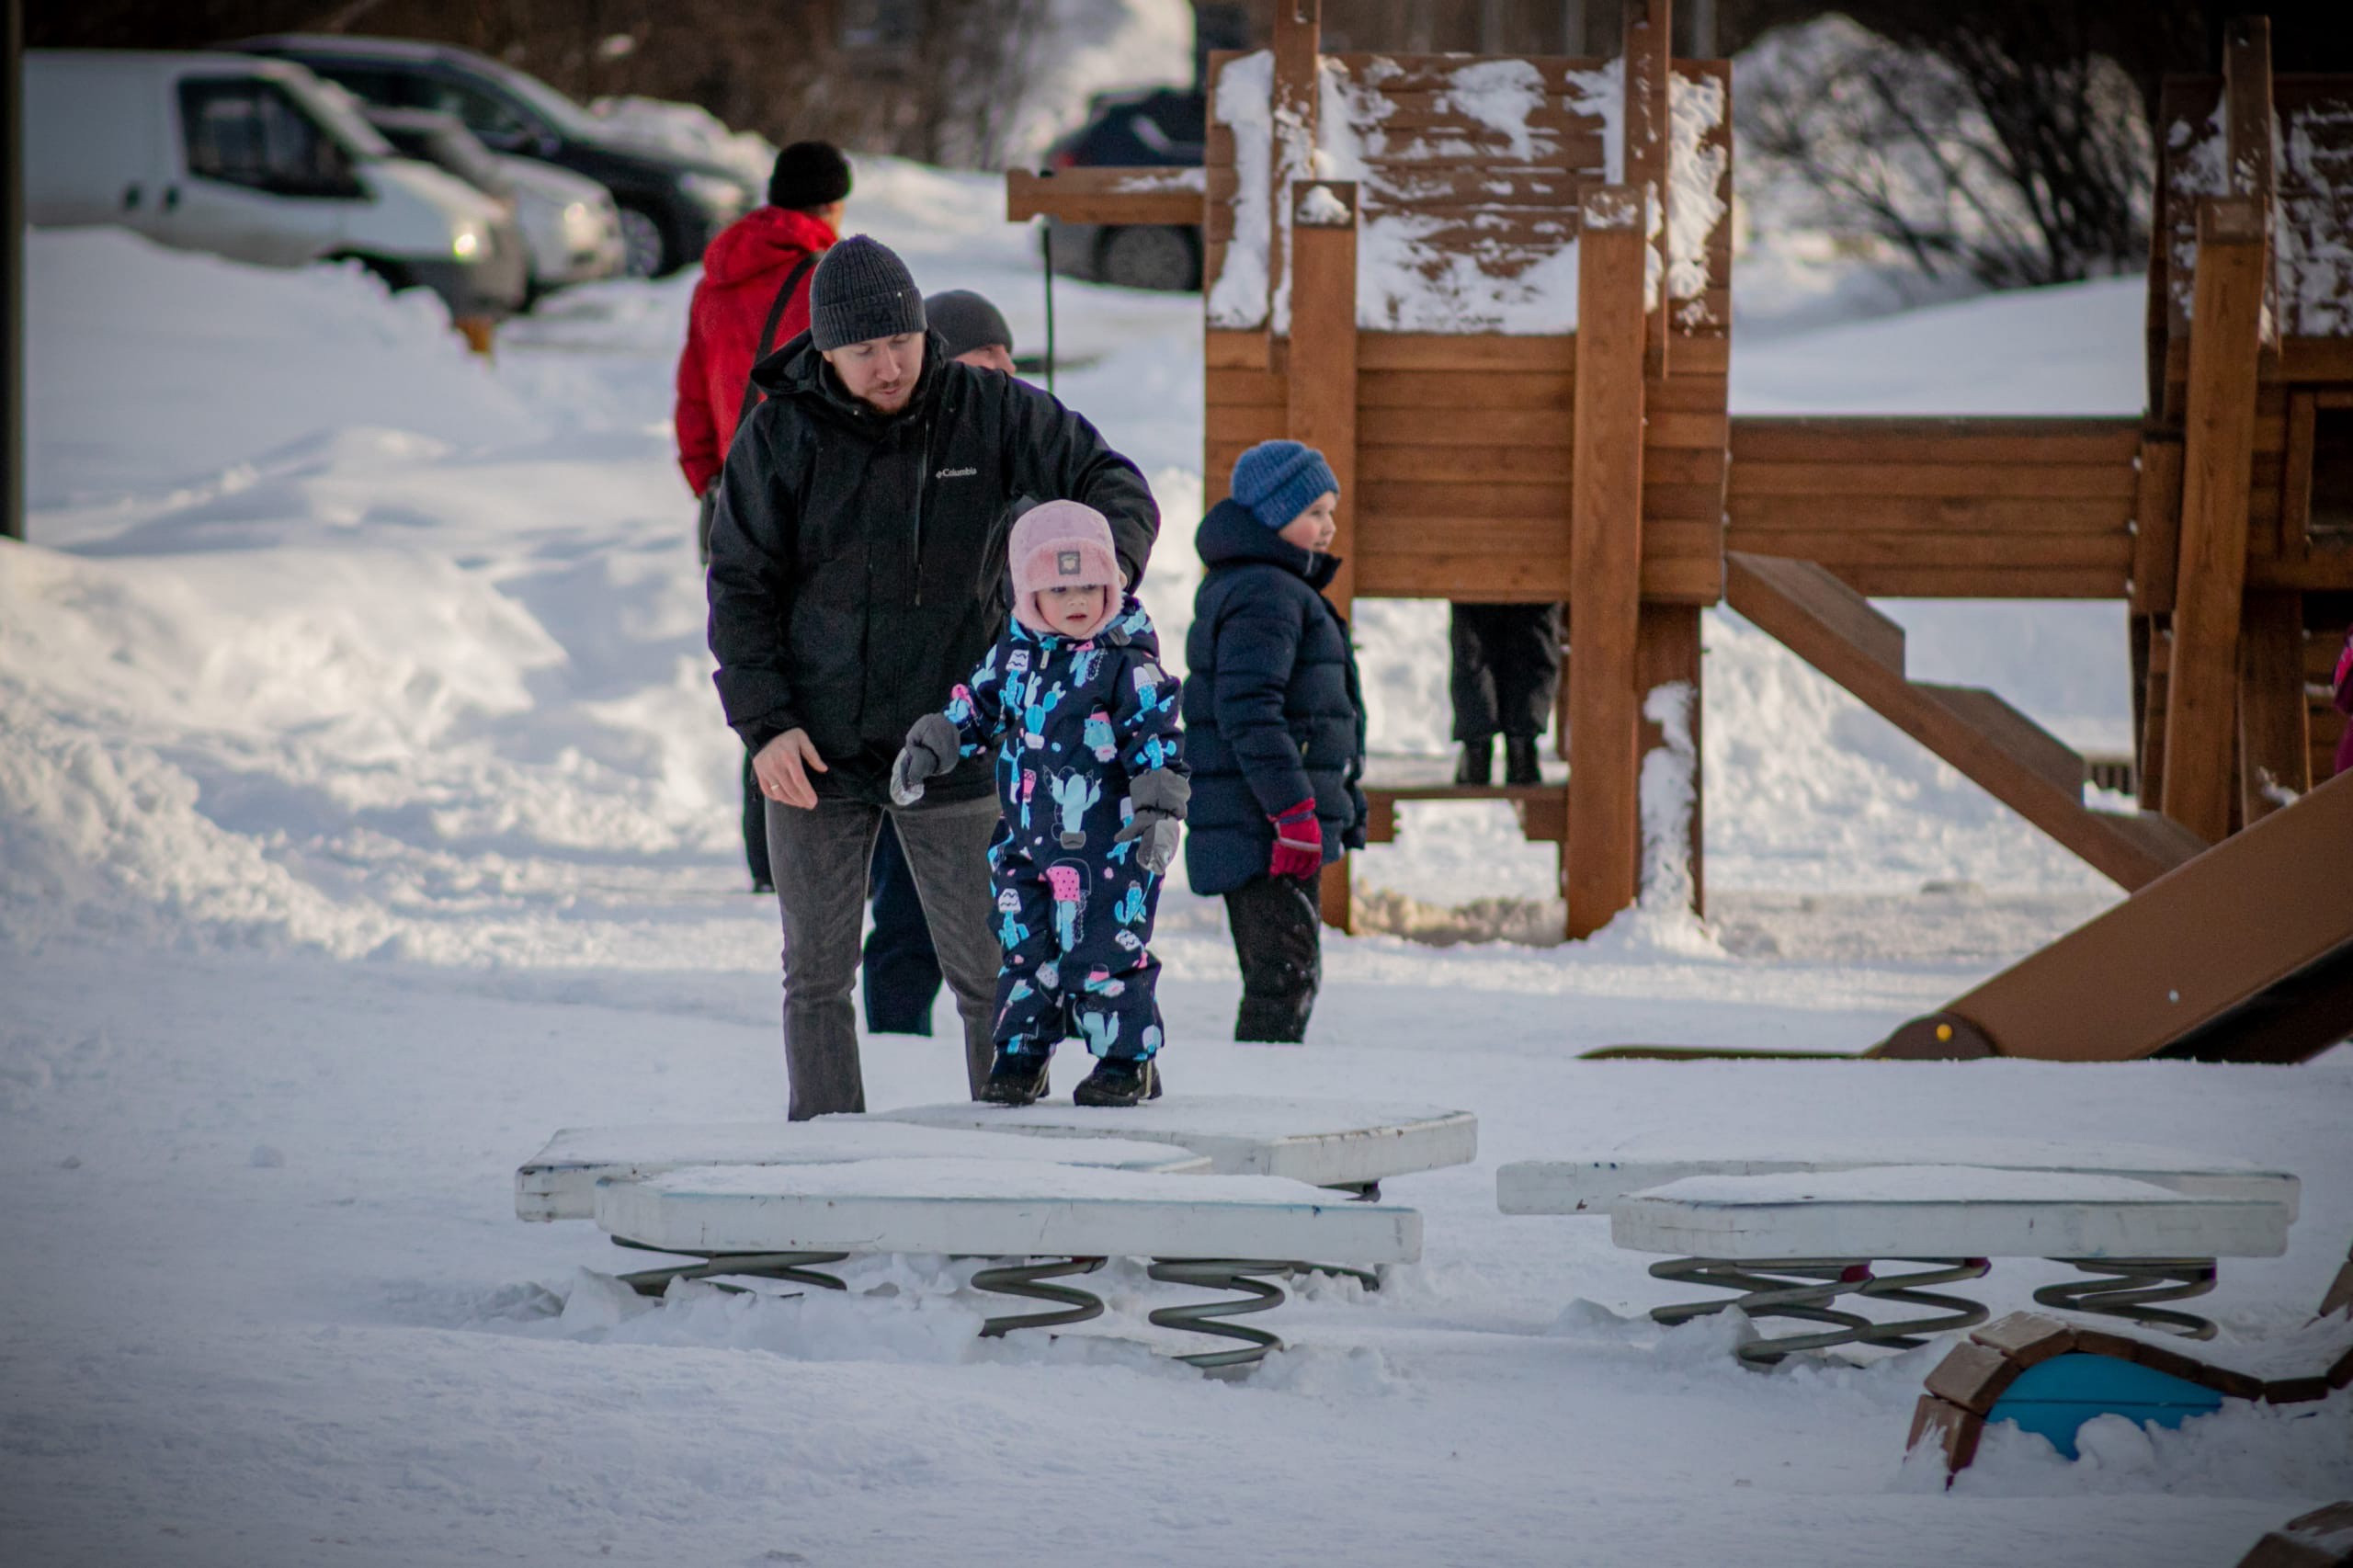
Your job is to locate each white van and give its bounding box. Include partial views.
[25,51,527,317]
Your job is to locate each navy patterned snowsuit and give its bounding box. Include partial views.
[940,597,1184,1061]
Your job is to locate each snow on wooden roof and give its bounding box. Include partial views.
[1203,49,1730,336]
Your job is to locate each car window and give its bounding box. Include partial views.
[304,63,415,109]
[481,63,598,140]
[179,77,355,194]
[1146,92,1207,143]
[291,77,395,158]
[415,76,535,144]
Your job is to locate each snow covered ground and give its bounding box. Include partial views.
[5,160,2347,1566]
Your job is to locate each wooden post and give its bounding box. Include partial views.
[1621,0,1672,379]
[2160,198,2267,844]
[1269,0,1322,335]
[1288,180,1359,930]
[2141,623,2171,812]
[1567,186,1647,938]
[2237,591,2309,824]
[1634,603,1704,917]
[2222,16,2277,359]
[2130,432,2183,617]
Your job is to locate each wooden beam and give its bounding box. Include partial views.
[2161,198,2268,843]
[1006,168,1204,226]
[2141,624,2170,811]
[1288,179,1359,931]
[1622,0,1673,378]
[1270,0,1322,335]
[2222,15,2278,358]
[1567,186,1648,938]
[2238,591,2310,825]
[2131,432,2184,614]
[1635,604,1704,918]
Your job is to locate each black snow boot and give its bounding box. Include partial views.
[1455,738,1494,785]
[1503,736,1542,787]
[1074,1055,1162,1107]
[981,1046,1051,1106]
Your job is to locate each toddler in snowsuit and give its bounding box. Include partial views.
[892,501,1188,1107]
[1183,441,1367,1043]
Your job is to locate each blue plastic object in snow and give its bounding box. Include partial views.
[1985,1352,2226,1460]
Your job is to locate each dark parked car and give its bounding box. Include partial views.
[229,35,757,277]
[1043,85,1205,292]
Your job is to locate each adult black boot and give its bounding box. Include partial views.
[1073,1055,1162,1107]
[1455,737,1495,785]
[1504,736,1542,786]
[980,1046,1051,1106]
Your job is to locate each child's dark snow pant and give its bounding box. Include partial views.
[1223,873,1322,1042]
[1449,602,1563,742]
[863,816,943,1035]
[991,832,1165,1060]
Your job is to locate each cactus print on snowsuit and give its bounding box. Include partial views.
[940,596,1184,1060]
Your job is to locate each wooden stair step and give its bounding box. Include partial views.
[1725,551,1907,677]
[1915,684,2087,797]
[2098,810,2210,870]
[1726,550,2210,892]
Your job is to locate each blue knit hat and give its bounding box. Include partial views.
[1230,440,1339,532]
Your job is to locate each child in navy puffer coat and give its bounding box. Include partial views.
[892,501,1188,1107]
[1183,441,1365,1044]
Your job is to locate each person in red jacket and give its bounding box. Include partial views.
[676,142,852,892]
[675,141,853,505]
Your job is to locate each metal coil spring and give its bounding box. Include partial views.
[971,1256,1108,1336]
[1146,1259,1298,1371]
[611,1240,851,1298]
[2034,1257,2219,1340]
[1649,1256,1989,1367]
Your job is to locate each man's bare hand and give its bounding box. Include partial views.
[752,729,827,810]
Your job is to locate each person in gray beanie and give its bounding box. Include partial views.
[706,233,1161,1119]
[857,280,1020,1043]
[924,289,1016,374]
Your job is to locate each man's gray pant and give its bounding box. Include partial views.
[765,792,1002,1119]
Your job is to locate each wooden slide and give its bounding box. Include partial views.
[1872,766,2353,1063]
[1586,767,2353,1064]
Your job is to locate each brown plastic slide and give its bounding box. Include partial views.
[1586,768,2353,1064]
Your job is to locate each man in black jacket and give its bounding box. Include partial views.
[707,236,1157,1118]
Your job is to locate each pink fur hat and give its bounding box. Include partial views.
[1008,500,1121,636]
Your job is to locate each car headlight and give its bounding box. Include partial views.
[452,225,483,260]
[677,172,747,218]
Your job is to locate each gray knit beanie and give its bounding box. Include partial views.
[925,290,1013,359]
[808,236,926,351]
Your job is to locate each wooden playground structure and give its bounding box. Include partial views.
[1009,2,2353,946]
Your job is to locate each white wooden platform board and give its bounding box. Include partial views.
[593,1158,1425,1264]
[1497,1135,2300,1219]
[1608,1165,2294,1261]
[869,1096,1476,1187]
[516,1121,1209,1222]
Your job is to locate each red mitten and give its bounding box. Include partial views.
[1267,799,1324,881]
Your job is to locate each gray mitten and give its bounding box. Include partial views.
[891,712,962,806]
[1113,769,1189,876]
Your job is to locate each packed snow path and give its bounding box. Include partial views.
[4,165,2349,1563]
